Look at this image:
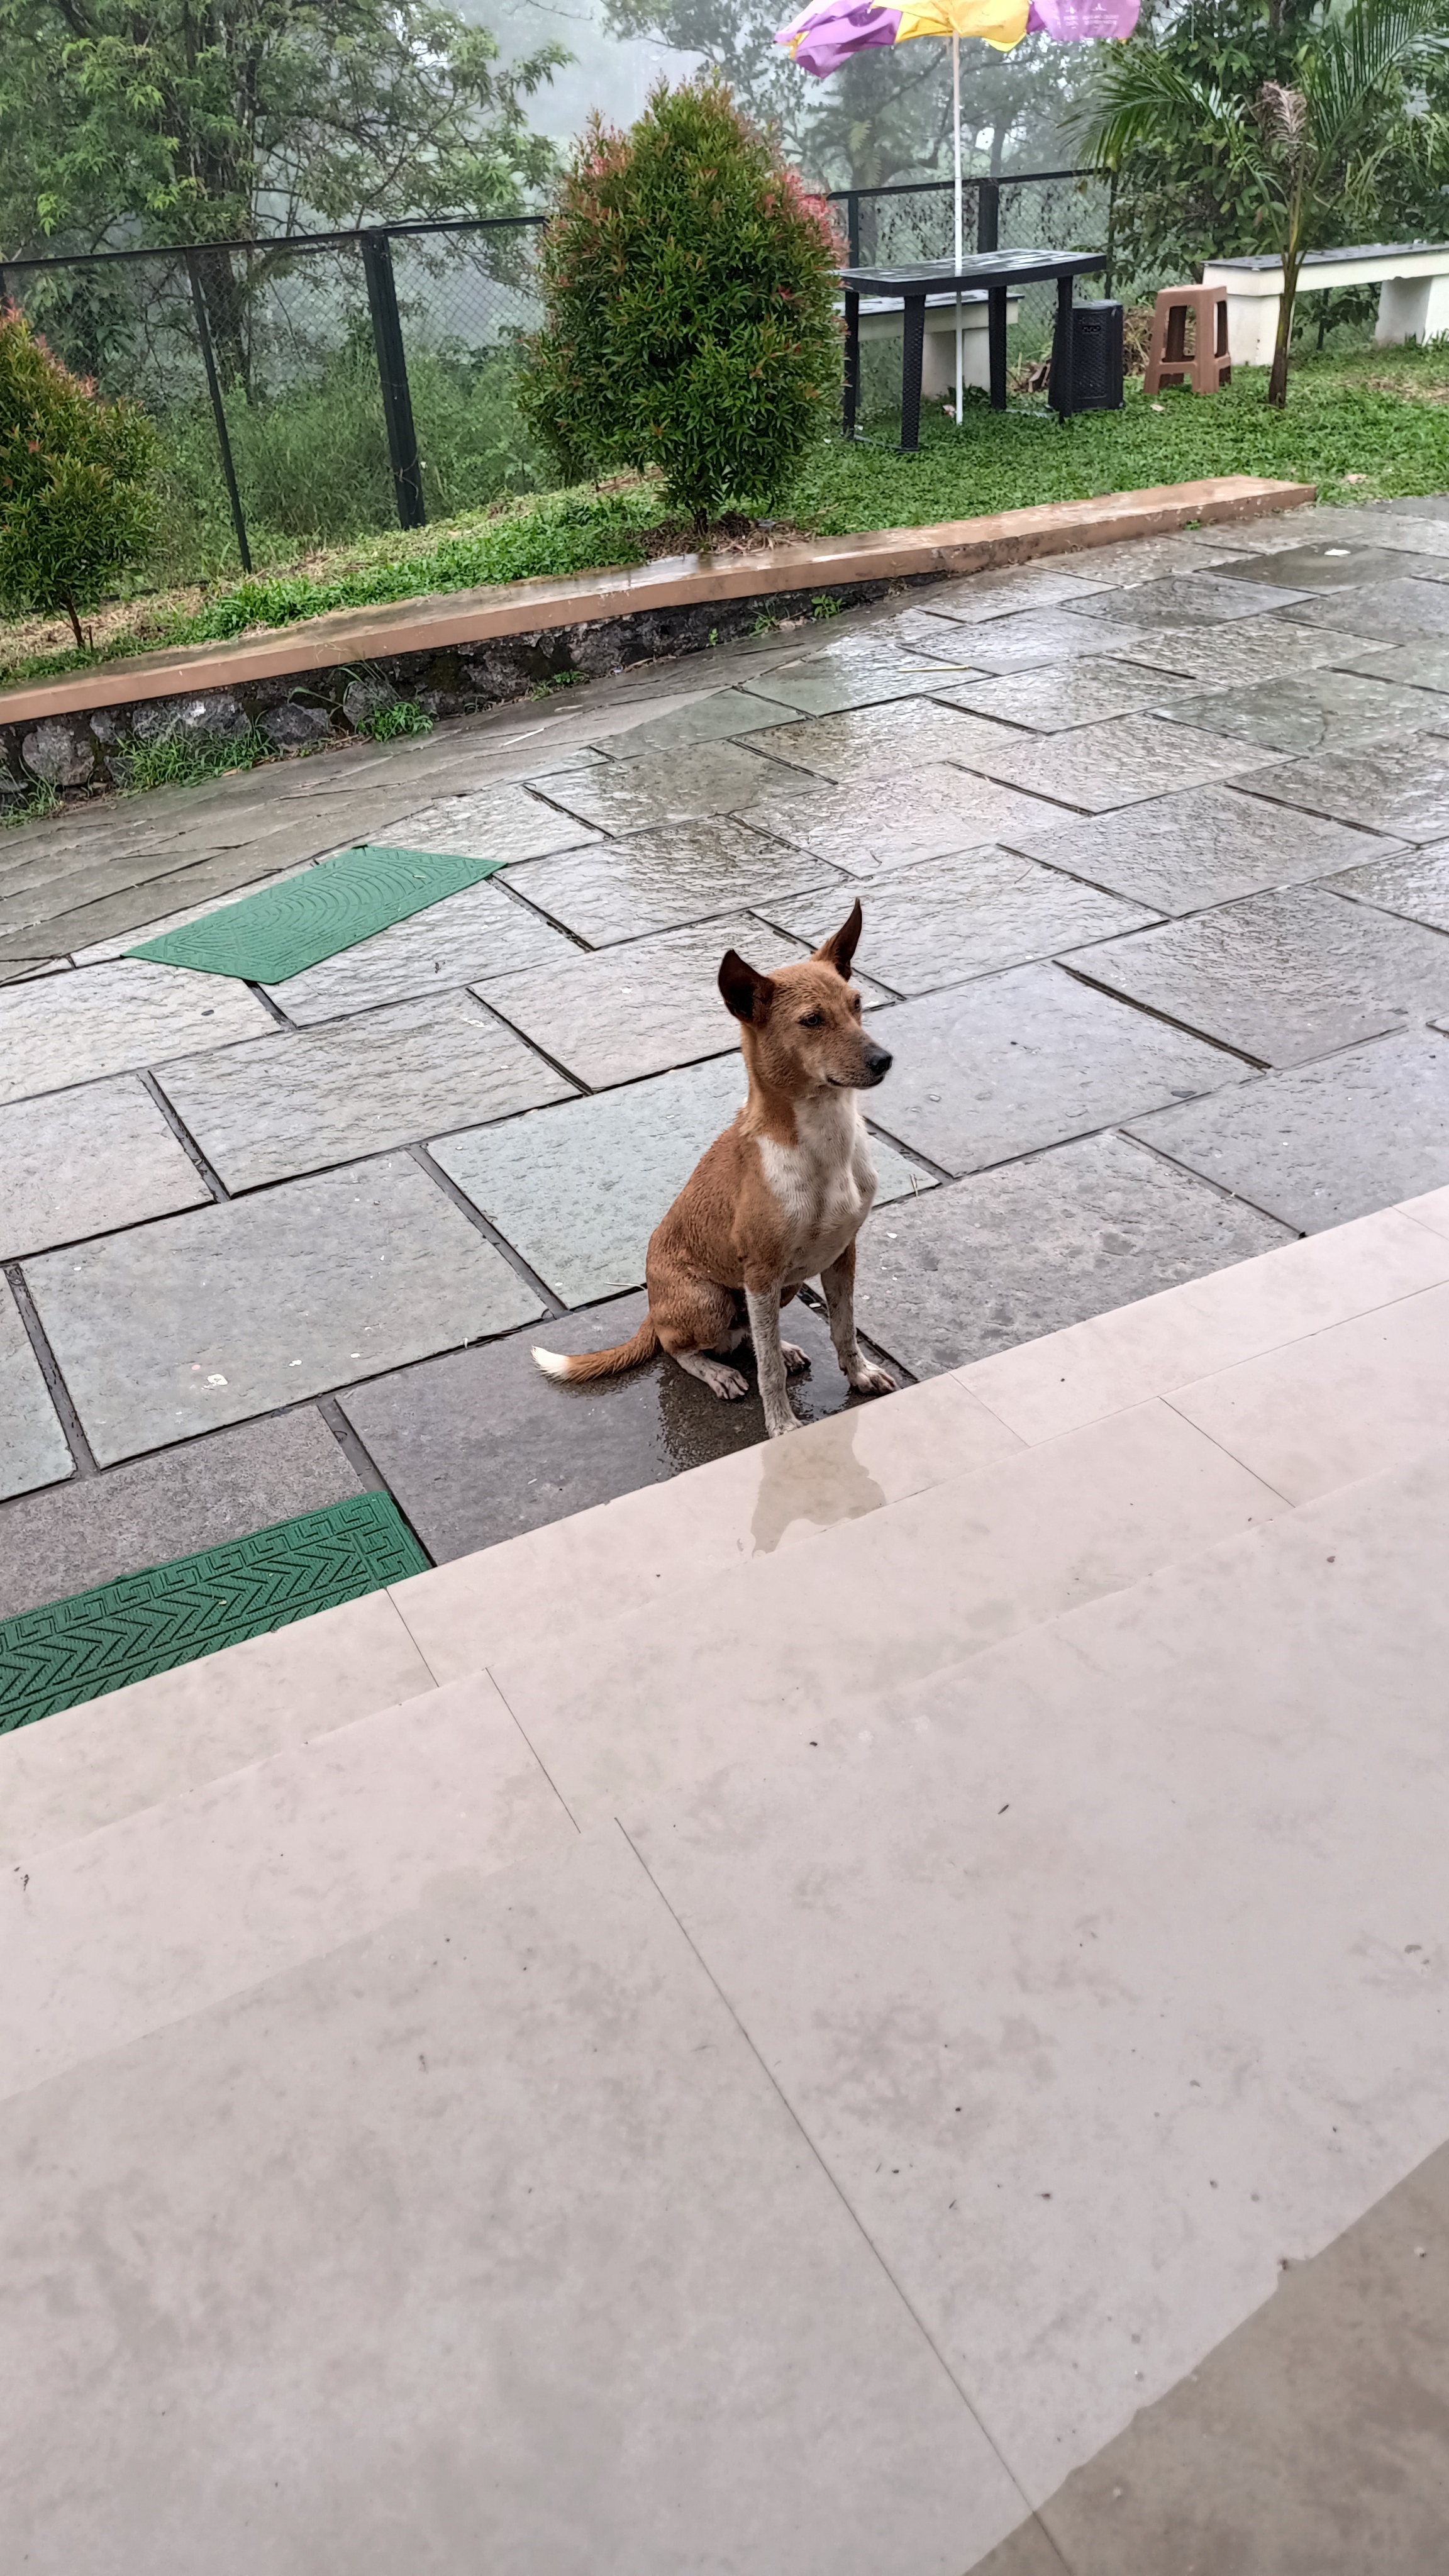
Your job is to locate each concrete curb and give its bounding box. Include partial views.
[1,475,1313,799]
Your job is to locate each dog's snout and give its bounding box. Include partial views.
[863,1043,892,1083]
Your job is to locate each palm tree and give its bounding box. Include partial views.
[1079,0,1449,405]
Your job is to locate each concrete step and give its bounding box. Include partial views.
[5,1438,1446,2571]
[0,1370,1017,1864]
[8,1183,1449,1870]
[0,1392,1287,2100]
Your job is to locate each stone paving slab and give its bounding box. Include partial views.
[1119,619,1392,687]
[1244,734,1449,841]
[1041,530,1255,584]
[0,1406,362,1620]
[155,991,574,1192]
[891,564,1111,626]
[1282,578,1449,640]
[262,877,577,1024]
[735,765,1074,875]
[1333,638,1449,694]
[843,1126,1294,1393]
[1326,840,1449,933]
[0,1074,209,1262]
[365,782,601,865]
[527,739,816,834]
[868,963,1243,1175]
[339,1289,874,1564]
[1073,570,1310,630]
[430,1053,935,1307]
[23,1153,543,1466]
[748,699,1026,785]
[931,658,1202,733]
[1128,1027,1449,1232]
[584,687,802,762]
[477,914,835,1089]
[1015,784,1404,915]
[0,959,274,1108]
[904,607,1167,675]
[763,850,1155,996]
[740,653,969,719]
[500,818,845,946]
[1158,669,1433,757]
[944,713,1266,814]
[1071,886,1449,1068]
[0,1276,72,1501]
[1213,538,1449,591]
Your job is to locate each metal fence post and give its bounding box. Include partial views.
[184,250,252,574]
[361,230,426,530]
[977,179,1000,254]
[843,191,861,438]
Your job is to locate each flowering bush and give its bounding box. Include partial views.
[520,74,843,536]
[0,304,159,648]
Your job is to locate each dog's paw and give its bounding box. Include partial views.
[852,1363,896,1397]
[765,1408,802,1438]
[779,1341,811,1375]
[703,1362,750,1401]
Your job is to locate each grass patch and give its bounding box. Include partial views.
[3,341,1446,694]
[358,699,434,741]
[1,777,62,830]
[118,722,274,794]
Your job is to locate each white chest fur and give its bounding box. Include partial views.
[755,1092,879,1282]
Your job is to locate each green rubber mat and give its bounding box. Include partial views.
[127,843,503,984]
[0,1491,429,1733]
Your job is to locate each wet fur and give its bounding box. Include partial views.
[533,899,897,1436]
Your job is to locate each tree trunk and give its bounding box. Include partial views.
[1267,247,1301,408]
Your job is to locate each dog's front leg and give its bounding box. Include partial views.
[745,1282,799,1438]
[821,1243,895,1397]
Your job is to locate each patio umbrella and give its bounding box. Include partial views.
[776,0,1140,421]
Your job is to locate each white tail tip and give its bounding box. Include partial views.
[531,1345,573,1380]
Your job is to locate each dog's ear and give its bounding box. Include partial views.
[718,949,775,1024]
[813,898,863,982]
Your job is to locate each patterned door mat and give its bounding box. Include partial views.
[0,1491,428,1733]
[128,844,503,984]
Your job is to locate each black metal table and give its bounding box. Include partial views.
[839,250,1108,450]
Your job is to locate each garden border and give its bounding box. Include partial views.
[1,475,1312,801]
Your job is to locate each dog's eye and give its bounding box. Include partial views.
[798,1011,825,1028]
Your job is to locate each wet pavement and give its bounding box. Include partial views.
[6,494,1449,1599]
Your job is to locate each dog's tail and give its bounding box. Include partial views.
[532,1314,660,1384]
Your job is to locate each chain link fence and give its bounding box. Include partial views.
[0,169,1111,580]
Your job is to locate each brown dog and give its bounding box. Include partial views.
[533,899,896,1437]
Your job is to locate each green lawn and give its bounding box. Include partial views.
[4,343,1447,692]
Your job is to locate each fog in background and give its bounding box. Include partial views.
[469,0,699,149]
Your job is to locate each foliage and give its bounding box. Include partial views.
[0,0,566,388]
[147,339,544,579]
[519,74,844,535]
[358,698,433,739]
[6,340,1449,689]
[1,774,60,828]
[118,719,271,792]
[0,301,158,645]
[1082,0,1449,402]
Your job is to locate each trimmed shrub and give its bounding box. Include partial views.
[520,74,843,536]
[0,305,160,647]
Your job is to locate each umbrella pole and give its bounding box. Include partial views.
[952,33,963,426]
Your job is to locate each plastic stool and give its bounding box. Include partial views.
[1143,285,1231,395]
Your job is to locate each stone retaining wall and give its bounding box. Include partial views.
[0,574,905,806]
